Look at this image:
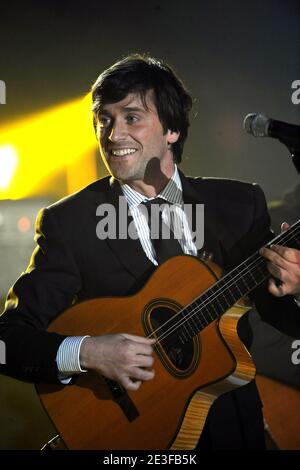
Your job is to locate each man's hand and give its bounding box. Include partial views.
[260,222,300,300]
[79,333,156,391]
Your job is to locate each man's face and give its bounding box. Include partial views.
[96,90,179,185]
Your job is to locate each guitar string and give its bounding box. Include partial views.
[154,225,300,347]
[153,225,300,347]
[150,227,300,353]
[146,223,300,347]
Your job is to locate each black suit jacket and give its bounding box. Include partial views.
[0,172,299,447]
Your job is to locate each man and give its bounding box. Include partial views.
[0,54,300,449]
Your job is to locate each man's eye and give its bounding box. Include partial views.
[126,115,138,124]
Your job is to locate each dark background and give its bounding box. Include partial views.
[0,0,299,449]
[0,0,299,200]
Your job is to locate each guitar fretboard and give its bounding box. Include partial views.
[172,219,300,344]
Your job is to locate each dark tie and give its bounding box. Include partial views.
[142,197,184,264]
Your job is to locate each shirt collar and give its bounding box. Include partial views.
[120,165,183,209]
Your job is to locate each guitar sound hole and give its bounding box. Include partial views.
[149,306,194,372]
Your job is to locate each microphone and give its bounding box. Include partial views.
[243,113,300,150]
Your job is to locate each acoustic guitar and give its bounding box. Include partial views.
[36,219,300,450]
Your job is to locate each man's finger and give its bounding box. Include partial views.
[260,245,298,265]
[130,367,155,382]
[122,333,156,344]
[266,262,282,281]
[270,244,300,264]
[123,377,142,391]
[280,221,290,232]
[268,278,285,297]
[260,246,287,269]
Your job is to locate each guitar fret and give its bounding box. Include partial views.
[203,305,216,322]
[230,283,244,303]
[223,284,238,303]
[197,294,214,321]
[189,312,200,333]
[198,309,209,326]
[223,291,236,307]
[181,329,189,342]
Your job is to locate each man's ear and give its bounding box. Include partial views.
[95,120,102,141]
[167,129,180,144]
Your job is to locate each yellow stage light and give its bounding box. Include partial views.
[0,145,18,190]
[0,94,98,200]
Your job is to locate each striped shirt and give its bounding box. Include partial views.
[56,166,198,378]
[121,165,198,264]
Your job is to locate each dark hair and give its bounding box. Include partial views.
[91,53,193,163]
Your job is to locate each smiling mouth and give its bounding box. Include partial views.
[109,148,138,157]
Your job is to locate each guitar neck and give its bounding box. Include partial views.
[177,219,300,342]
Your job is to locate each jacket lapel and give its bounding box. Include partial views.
[93,177,155,281]
[179,170,226,269]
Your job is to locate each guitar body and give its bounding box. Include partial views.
[256,375,300,450]
[37,255,255,450]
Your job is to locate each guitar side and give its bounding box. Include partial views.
[171,303,255,449]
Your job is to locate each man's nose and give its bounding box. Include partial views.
[108,119,127,142]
